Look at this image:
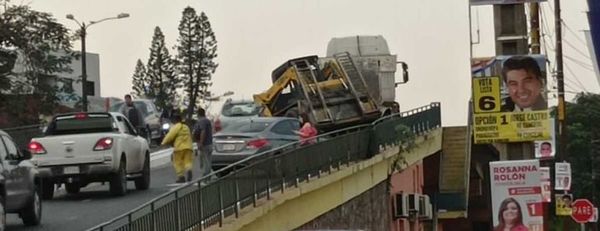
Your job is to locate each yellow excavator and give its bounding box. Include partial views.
[254,35,408,132]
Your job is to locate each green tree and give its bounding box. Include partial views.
[0,4,73,126]
[146,26,178,110]
[175,7,218,120]
[563,93,600,202]
[131,59,148,97]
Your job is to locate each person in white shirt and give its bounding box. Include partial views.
[501,56,547,112]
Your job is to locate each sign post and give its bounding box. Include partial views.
[571,199,594,223]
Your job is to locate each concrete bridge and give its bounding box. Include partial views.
[89,102,497,231]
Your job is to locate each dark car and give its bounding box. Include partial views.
[109,99,162,143]
[0,130,42,228]
[212,117,300,171]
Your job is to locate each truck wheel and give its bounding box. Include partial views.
[41,180,54,200]
[134,154,150,190]
[0,195,5,230]
[65,183,80,194]
[110,159,128,196]
[21,186,41,226]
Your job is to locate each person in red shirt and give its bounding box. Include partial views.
[295,113,318,145]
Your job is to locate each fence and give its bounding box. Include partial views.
[87,102,442,231]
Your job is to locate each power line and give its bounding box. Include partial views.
[564,63,588,92]
[563,38,591,60]
[563,55,595,71]
[562,20,589,47]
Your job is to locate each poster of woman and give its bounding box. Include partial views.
[490,160,543,230]
[494,198,529,231]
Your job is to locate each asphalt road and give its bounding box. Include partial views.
[7,150,204,231]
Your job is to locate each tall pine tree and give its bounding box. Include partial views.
[146,26,178,110]
[175,7,218,120]
[131,59,147,97]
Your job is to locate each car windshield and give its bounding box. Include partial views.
[46,114,115,135]
[221,120,272,133]
[221,102,261,117]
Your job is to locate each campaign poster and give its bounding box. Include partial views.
[555,162,572,191]
[470,0,547,5]
[556,194,573,216]
[540,167,551,203]
[490,160,543,230]
[472,55,551,144]
[534,118,556,159]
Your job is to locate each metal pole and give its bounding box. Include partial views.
[530,3,541,54]
[555,0,566,162]
[80,24,88,112]
[554,0,569,230]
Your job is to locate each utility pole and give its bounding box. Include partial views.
[80,25,88,112]
[555,0,566,163]
[553,0,570,229]
[530,3,541,54]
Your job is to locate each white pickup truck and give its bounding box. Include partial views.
[29,112,151,199]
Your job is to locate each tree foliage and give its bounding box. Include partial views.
[0,4,73,126]
[175,7,218,120]
[131,59,147,97]
[563,93,600,202]
[145,26,178,110]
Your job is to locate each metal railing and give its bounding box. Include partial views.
[87,102,442,231]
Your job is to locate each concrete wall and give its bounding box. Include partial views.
[297,181,390,231]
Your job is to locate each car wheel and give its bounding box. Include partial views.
[110,159,127,196]
[41,180,54,200]
[0,195,5,230]
[134,154,150,190]
[21,186,41,226]
[65,183,80,194]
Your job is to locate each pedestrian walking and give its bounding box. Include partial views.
[193,108,213,183]
[122,94,146,138]
[161,112,194,183]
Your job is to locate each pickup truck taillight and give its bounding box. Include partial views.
[28,141,47,154]
[94,138,113,151]
[246,138,269,149]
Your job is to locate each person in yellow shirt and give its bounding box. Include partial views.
[161,112,194,183]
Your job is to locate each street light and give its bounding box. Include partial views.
[66,13,130,111]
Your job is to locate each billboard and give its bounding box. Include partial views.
[490,160,543,230]
[472,55,551,144]
[534,118,556,159]
[470,0,547,5]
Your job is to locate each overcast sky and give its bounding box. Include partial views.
[28,0,597,126]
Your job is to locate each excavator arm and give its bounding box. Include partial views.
[253,67,298,116]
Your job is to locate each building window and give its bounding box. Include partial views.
[85,81,95,96]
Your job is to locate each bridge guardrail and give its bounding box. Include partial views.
[87,102,441,231]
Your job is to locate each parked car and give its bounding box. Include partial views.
[212,117,300,172]
[0,130,42,227]
[109,99,162,143]
[29,112,151,199]
[214,99,262,133]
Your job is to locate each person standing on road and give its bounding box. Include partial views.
[122,94,146,137]
[161,112,194,183]
[193,108,214,183]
